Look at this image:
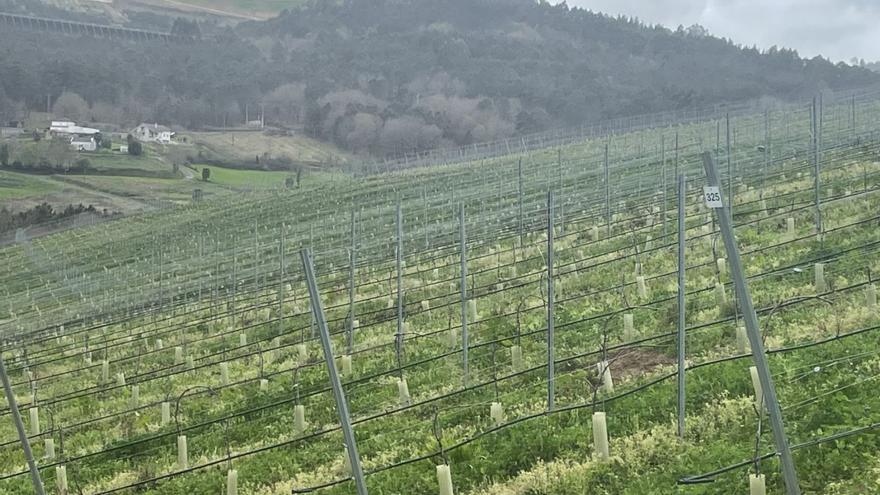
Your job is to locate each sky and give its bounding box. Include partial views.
[564,0,880,63]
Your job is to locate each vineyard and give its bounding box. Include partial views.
[0,89,879,495]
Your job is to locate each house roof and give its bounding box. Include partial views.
[137,123,171,132]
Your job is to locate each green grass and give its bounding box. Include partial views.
[187,131,351,166]
[0,171,60,200]
[190,164,342,189]
[84,149,175,176]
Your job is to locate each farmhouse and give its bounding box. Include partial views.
[70,136,97,152]
[132,123,175,144]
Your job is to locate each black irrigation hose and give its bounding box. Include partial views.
[3,270,876,482]
[8,131,880,344]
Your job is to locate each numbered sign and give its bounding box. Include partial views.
[703,186,723,208]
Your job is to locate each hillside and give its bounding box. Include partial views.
[0,0,877,159]
[0,88,878,494]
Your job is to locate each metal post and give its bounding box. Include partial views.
[395,204,404,374]
[423,185,428,249]
[300,249,368,495]
[231,240,236,329]
[459,203,469,388]
[279,228,285,323]
[0,352,45,495]
[676,174,686,439]
[702,152,801,495]
[546,191,555,412]
[348,209,356,354]
[603,143,611,236]
[812,97,822,233]
[517,158,524,250]
[661,135,667,238]
[726,113,732,213]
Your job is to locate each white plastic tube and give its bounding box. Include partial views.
[294,405,306,434]
[226,469,238,495]
[716,258,727,277]
[597,361,613,393]
[490,402,504,426]
[750,366,764,410]
[736,326,750,354]
[437,464,454,495]
[55,465,68,494]
[29,407,40,436]
[786,217,795,235]
[161,402,171,426]
[177,435,188,469]
[467,300,477,322]
[510,345,523,371]
[220,362,229,386]
[398,379,411,406]
[592,412,609,460]
[815,263,826,293]
[130,385,140,408]
[869,284,877,308]
[341,355,353,376]
[715,282,727,308]
[239,333,247,347]
[590,226,599,242]
[174,346,184,365]
[749,474,766,495]
[623,314,635,341]
[636,276,647,299]
[421,300,430,311]
[156,339,164,350]
[116,372,126,387]
[259,379,269,392]
[296,344,308,364]
[101,360,109,383]
[44,438,55,459]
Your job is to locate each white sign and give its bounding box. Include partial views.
[703,186,723,208]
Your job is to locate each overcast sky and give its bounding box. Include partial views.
[564,0,879,63]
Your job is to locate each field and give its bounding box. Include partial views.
[0,172,60,200]
[188,131,352,166]
[0,90,880,495]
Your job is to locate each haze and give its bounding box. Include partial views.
[566,0,880,63]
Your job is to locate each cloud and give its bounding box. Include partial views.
[564,0,880,62]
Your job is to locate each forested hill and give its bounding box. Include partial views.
[1,0,877,157]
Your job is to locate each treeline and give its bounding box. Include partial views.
[0,202,117,234]
[0,0,876,157]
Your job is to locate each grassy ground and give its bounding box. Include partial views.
[187,131,351,166]
[189,164,348,190]
[0,171,60,200]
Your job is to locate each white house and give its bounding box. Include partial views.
[132,123,175,144]
[50,121,100,137]
[70,136,97,152]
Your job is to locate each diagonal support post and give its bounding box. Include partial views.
[702,152,801,495]
[300,249,368,495]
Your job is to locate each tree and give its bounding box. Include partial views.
[128,141,143,156]
[202,167,211,181]
[52,91,89,122]
[0,144,8,167]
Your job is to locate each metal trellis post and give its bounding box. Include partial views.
[546,190,555,412]
[702,152,801,495]
[459,203,469,388]
[0,351,45,495]
[676,173,686,439]
[300,249,368,495]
